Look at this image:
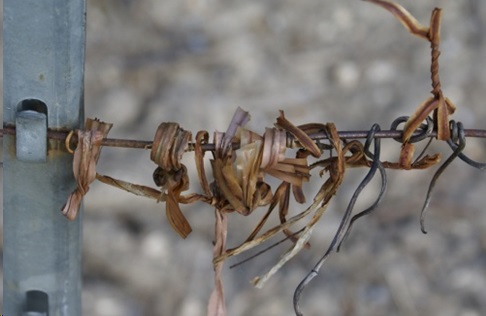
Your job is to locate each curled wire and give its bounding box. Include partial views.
[447,121,486,170]
[337,124,387,251]
[419,121,466,234]
[293,124,386,316]
[390,116,434,143]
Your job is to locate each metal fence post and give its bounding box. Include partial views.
[3,0,86,315]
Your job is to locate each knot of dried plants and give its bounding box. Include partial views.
[151,122,193,238]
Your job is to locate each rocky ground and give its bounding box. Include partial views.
[3,0,486,315]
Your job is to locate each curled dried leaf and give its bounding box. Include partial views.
[61,119,112,220]
[276,111,321,158]
[151,122,191,170]
[195,131,212,196]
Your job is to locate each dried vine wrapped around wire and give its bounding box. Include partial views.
[61,118,112,220]
[62,102,484,316]
[56,2,486,315]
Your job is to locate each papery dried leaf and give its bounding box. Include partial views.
[166,189,192,239]
[237,126,263,146]
[235,141,262,207]
[217,124,344,271]
[219,107,251,157]
[222,162,243,201]
[276,111,321,158]
[212,159,248,214]
[365,0,429,40]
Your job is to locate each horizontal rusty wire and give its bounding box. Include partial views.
[2,124,486,152]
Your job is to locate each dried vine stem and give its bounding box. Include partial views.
[365,0,457,170]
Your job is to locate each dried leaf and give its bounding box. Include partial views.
[219,107,250,157]
[365,0,429,40]
[195,131,211,196]
[276,111,321,158]
[212,159,248,214]
[166,188,192,239]
[62,119,112,220]
[250,123,345,287]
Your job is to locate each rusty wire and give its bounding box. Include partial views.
[2,123,486,151]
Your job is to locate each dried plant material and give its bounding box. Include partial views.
[151,123,193,239]
[366,0,456,168]
[277,182,310,248]
[261,128,286,170]
[364,0,428,39]
[219,107,251,157]
[151,122,191,170]
[276,111,321,158]
[61,118,112,220]
[399,142,415,169]
[252,227,314,288]
[153,166,193,238]
[251,123,345,287]
[207,210,228,316]
[403,97,439,143]
[195,131,212,196]
[96,173,162,199]
[207,107,254,315]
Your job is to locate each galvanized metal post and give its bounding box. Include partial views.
[3,0,86,315]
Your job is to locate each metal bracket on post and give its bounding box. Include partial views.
[3,1,86,315]
[16,99,48,162]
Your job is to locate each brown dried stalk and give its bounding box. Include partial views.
[366,0,456,168]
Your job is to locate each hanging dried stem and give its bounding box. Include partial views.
[365,0,457,170]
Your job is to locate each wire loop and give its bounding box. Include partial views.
[390,115,434,143]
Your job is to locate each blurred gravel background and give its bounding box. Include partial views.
[3,0,486,315]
